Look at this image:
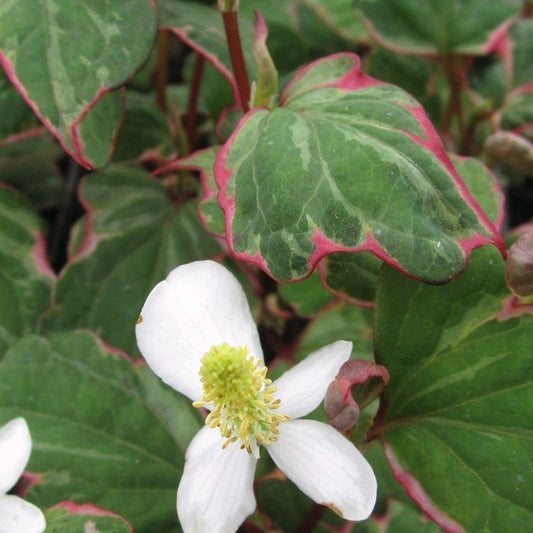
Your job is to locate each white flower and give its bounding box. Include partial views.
[136,260,377,533]
[0,418,46,533]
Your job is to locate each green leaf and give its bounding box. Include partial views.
[278,271,335,317]
[318,251,381,307]
[301,0,369,45]
[175,147,225,237]
[450,154,504,229]
[375,245,533,531]
[318,152,503,307]
[367,47,446,125]
[45,503,132,533]
[0,69,37,139]
[356,0,522,55]
[0,133,63,209]
[256,479,313,532]
[0,186,53,357]
[40,165,221,355]
[217,53,503,282]
[0,0,157,168]
[113,92,175,163]
[294,301,374,362]
[360,500,442,533]
[0,331,201,532]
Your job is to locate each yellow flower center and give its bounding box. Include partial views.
[193,343,289,456]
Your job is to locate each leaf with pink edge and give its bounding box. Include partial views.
[355,0,521,55]
[40,165,221,355]
[374,245,533,532]
[0,0,157,168]
[45,502,132,533]
[217,53,503,282]
[0,186,54,357]
[169,146,225,237]
[317,152,504,307]
[0,331,201,532]
[157,0,256,109]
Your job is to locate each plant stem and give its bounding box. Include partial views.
[186,53,205,151]
[155,31,169,112]
[49,158,83,271]
[221,9,250,111]
[441,54,466,148]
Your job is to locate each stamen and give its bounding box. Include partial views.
[193,343,289,456]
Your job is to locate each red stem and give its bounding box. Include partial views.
[186,53,205,151]
[155,31,169,112]
[222,10,250,111]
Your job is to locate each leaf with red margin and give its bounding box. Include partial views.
[0,331,200,532]
[45,502,132,533]
[216,53,504,282]
[156,0,256,110]
[317,153,505,307]
[356,0,521,56]
[374,245,533,532]
[0,0,157,169]
[40,165,222,355]
[0,186,54,357]
[161,146,226,238]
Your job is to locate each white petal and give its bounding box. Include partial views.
[273,341,352,418]
[0,495,46,533]
[177,426,257,533]
[0,418,31,494]
[268,419,376,521]
[136,260,263,401]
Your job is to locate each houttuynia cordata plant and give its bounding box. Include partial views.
[0,1,532,532]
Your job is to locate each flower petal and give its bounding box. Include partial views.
[0,495,46,533]
[177,426,257,533]
[0,418,31,494]
[268,419,376,521]
[136,260,263,401]
[273,341,352,418]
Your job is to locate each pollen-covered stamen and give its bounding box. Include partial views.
[193,343,289,456]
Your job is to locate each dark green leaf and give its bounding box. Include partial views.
[0,186,53,357]
[40,166,221,355]
[0,331,202,532]
[375,246,533,531]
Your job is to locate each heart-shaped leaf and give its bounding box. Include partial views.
[0,0,157,168]
[216,53,504,282]
[356,0,522,55]
[374,245,533,531]
[0,186,54,357]
[40,165,221,355]
[0,331,201,532]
